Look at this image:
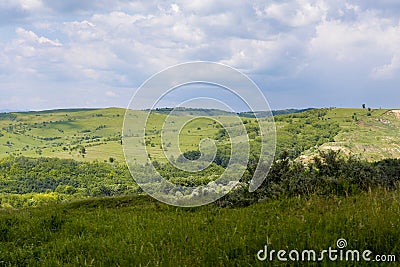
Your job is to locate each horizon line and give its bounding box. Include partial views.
[1,106,397,114]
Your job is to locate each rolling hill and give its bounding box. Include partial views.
[1,107,400,162]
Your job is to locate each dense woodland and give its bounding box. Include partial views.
[1,149,399,208]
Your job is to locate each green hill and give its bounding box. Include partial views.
[1,107,400,162]
[0,108,125,162]
[317,108,400,161]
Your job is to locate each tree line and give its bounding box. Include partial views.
[219,150,400,206]
[1,149,400,208]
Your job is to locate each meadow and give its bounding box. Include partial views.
[0,190,399,266]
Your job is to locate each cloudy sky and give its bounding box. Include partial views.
[0,0,399,111]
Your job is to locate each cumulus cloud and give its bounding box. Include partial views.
[260,0,328,27]
[308,10,400,75]
[15,27,62,46]
[0,0,399,110]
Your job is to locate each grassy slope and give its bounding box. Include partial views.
[0,108,125,162]
[0,190,399,266]
[316,108,400,161]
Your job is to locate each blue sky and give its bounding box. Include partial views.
[0,0,399,111]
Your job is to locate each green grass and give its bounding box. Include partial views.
[0,189,399,266]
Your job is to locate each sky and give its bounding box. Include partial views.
[0,0,399,111]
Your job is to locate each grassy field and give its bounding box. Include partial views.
[0,108,124,162]
[0,189,399,266]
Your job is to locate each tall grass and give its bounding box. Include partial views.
[0,189,399,266]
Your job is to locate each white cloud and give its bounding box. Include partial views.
[16,27,62,46]
[0,0,399,110]
[171,3,180,13]
[221,34,305,76]
[261,0,328,27]
[18,0,44,11]
[309,12,400,77]
[372,55,400,79]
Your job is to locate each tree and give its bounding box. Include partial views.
[177,150,201,162]
[362,104,366,109]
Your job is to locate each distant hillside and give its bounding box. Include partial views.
[0,108,126,162]
[0,107,400,162]
[239,108,314,118]
[311,108,400,161]
[25,108,99,114]
[147,107,234,116]
[0,109,27,113]
[150,107,313,117]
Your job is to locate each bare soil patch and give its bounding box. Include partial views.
[386,110,400,119]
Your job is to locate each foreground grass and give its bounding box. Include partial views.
[0,190,399,266]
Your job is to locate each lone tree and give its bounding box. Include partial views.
[362,104,366,109]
